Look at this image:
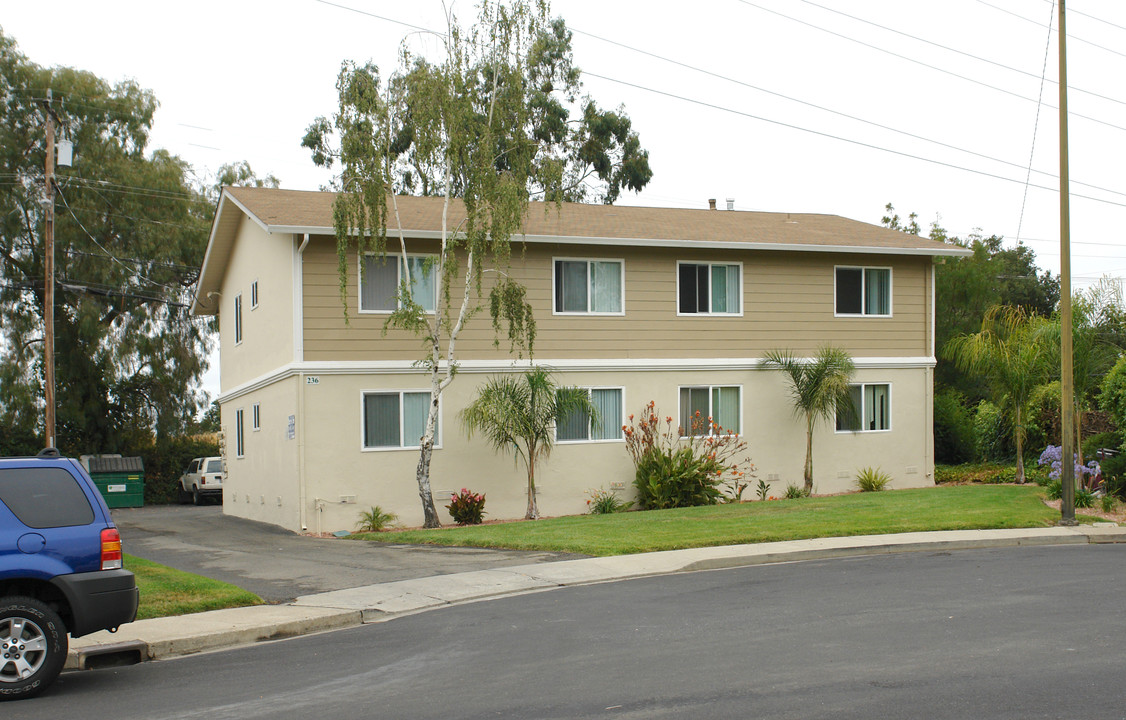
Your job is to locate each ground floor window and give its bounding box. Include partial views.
[678,385,741,436]
[235,408,245,457]
[836,383,891,432]
[557,387,624,442]
[363,391,436,449]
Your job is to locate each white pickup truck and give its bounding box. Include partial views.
[179,456,224,505]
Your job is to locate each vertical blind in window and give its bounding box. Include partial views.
[360,256,398,311]
[403,256,436,312]
[865,268,890,316]
[712,386,740,433]
[865,384,889,431]
[591,261,622,313]
[556,388,622,441]
[364,392,435,448]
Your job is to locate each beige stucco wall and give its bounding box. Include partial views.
[219,217,295,390]
[221,376,301,529]
[301,236,932,363]
[288,365,933,533]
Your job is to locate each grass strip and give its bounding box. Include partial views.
[128,554,263,620]
[353,485,1099,556]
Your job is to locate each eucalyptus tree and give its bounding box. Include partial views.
[762,347,856,494]
[0,30,216,454]
[943,306,1053,483]
[460,367,596,519]
[303,0,652,527]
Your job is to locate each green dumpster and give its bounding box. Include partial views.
[86,456,144,508]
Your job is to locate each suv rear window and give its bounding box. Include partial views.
[0,467,95,528]
[205,459,223,473]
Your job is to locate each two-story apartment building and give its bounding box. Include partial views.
[192,187,969,533]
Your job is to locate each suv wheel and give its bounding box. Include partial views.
[0,597,68,701]
[192,486,201,506]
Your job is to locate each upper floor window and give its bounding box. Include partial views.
[556,387,624,442]
[363,390,437,449]
[235,408,245,457]
[554,258,623,314]
[252,403,261,432]
[678,262,741,315]
[835,267,891,316]
[679,385,741,436]
[360,254,437,313]
[836,383,891,432]
[234,294,243,344]
[250,280,259,309]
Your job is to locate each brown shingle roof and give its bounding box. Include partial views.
[224,186,960,252]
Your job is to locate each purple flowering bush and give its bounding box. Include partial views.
[1037,445,1100,487]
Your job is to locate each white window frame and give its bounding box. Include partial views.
[836,382,893,433]
[676,261,743,316]
[677,384,742,437]
[235,408,245,458]
[834,265,893,318]
[358,252,439,315]
[552,257,626,316]
[360,389,441,451]
[250,279,259,310]
[233,293,243,345]
[555,386,626,444]
[252,402,261,432]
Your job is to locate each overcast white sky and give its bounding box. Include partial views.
[4,0,1126,396]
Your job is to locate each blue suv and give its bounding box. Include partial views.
[0,449,139,700]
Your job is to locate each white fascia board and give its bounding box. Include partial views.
[222,191,271,234]
[217,356,936,403]
[262,223,971,258]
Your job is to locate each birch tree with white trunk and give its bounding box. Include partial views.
[303,0,652,527]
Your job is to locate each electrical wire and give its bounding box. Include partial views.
[798,0,1126,109]
[736,0,1126,134]
[979,0,1126,59]
[1016,2,1058,244]
[583,71,1126,209]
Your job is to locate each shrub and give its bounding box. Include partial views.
[586,487,633,515]
[974,401,1013,462]
[1100,445,1126,500]
[756,479,770,501]
[624,401,754,510]
[355,506,397,532]
[1100,494,1117,513]
[783,483,809,499]
[1082,431,1123,464]
[1099,356,1126,430]
[933,389,976,464]
[855,467,891,492]
[1045,478,1062,500]
[934,463,1014,485]
[1075,487,1096,509]
[1037,445,1100,489]
[446,488,486,525]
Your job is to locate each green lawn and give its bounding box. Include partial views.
[128,554,263,620]
[352,485,1100,556]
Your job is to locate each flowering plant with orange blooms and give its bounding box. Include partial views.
[622,401,755,509]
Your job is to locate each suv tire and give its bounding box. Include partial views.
[0,597,68,701]
[192,485,201,505]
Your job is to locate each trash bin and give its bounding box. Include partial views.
[86,456,144,508]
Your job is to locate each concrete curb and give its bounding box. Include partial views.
[67,525,1126,668]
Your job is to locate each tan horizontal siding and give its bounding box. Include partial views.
[302,237,930,362]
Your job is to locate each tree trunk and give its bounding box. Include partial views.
[415,436,441,528]
[804,413,814,494]
[525,451,539,520]
[1014,406,1026,485]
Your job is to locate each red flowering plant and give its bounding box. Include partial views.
[622,401,755,509]
[446,488,487,525]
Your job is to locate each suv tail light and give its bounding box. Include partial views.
[101,527,123,570]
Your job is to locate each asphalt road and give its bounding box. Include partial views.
[18,544,1126,719]
[110,505,583,602]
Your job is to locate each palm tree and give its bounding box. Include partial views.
[943,305,1052,483]
[762,347,856,494]
[459,367,597,520]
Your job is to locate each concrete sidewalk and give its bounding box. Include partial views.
[66,525,1126,670]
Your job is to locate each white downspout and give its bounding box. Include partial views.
[297,234,310,531]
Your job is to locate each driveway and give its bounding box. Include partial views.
[111,505,584,603]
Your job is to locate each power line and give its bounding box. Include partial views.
[798,0,1126,109]
[583,71,1126,209]
[1016,2,1057,244]
[978,0,1126,59]
[571,27,1126,201]
[736,0,1126,134]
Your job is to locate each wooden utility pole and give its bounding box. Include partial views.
[1058,0,1076,525]
[42,89,57,449]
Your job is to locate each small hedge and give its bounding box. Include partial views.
[935,463,1048,486]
